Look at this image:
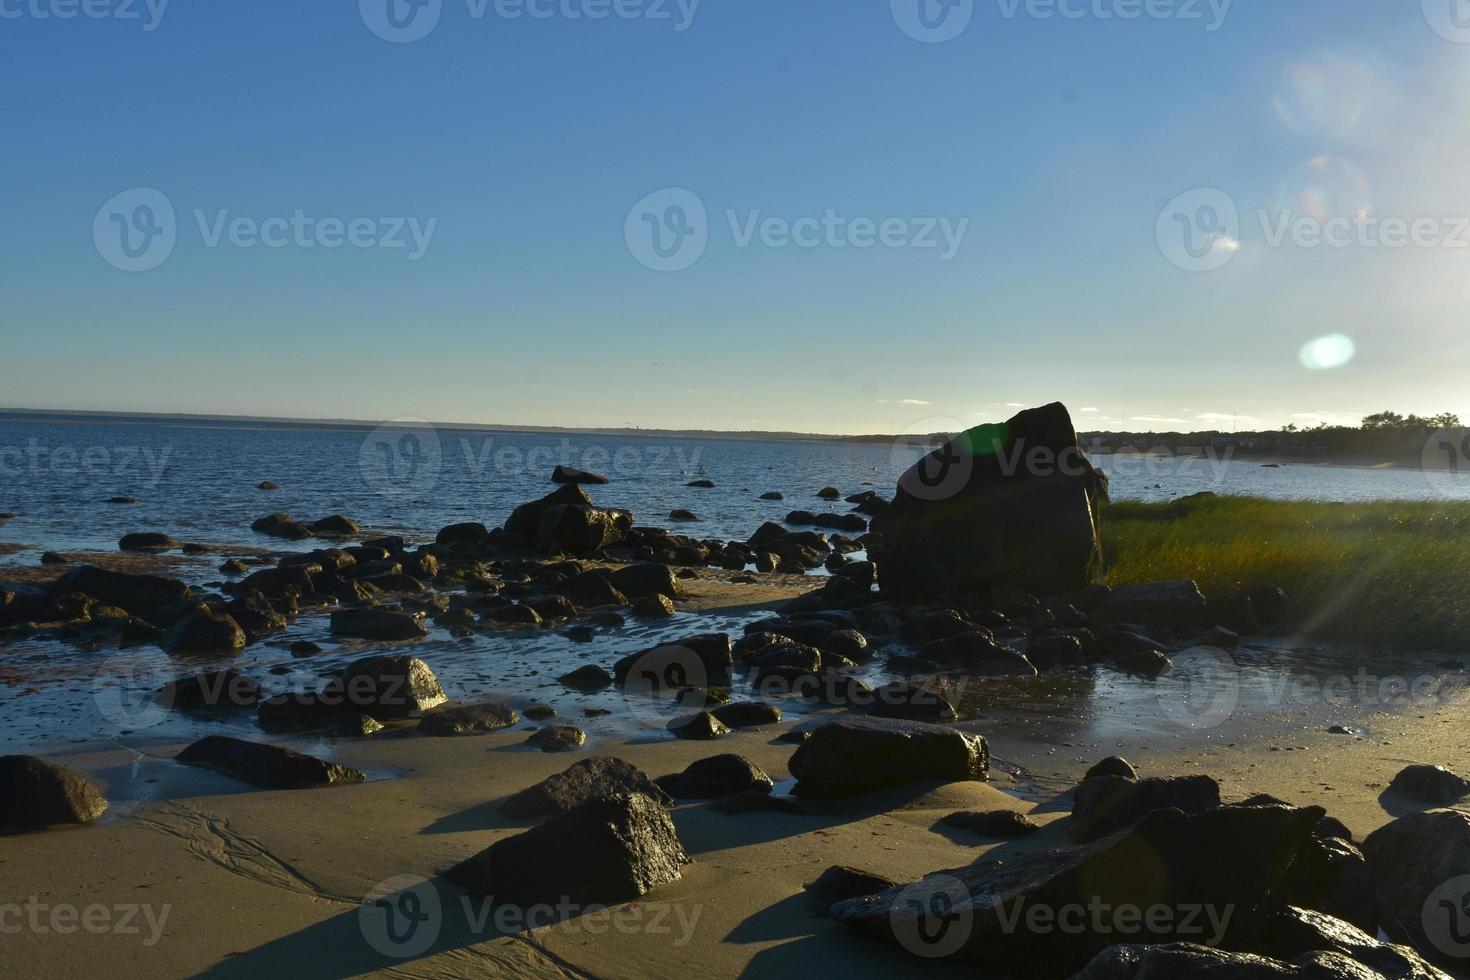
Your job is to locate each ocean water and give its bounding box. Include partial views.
[2,418,1467,758]
[2,418,1469,560]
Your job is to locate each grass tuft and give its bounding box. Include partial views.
[1101,495,1470,651]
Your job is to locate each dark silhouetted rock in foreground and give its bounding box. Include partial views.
[831,803,1324,976]
[500,757,671,819]
[1362,808,1470,971]
[176,736,364,788]
[877,403,1106,600]
[0,755,109,830]
[789,716,988,797]
[448,793,688,906]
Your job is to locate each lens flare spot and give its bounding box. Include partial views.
[1279,156,1371,222]
[1299,334,1356,371]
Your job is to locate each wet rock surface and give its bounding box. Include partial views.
[0,755,109,830]
[176,736,364,788]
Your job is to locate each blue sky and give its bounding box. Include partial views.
[4,0,1470,434]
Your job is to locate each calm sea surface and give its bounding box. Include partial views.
[1,418,1466,760]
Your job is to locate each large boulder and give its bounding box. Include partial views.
[53,565,189,619]
[1362,809,1470,970]
[877,403,1106,600]
[1260,906,1449,979]
[505,483,592,536]
[608,563,679,599]
[500,757,672,819]
[789,716,988,796]
[613,634,734,688]
[534,505,632,554]
[0,756,109,830]
[1387,764,1470,805]
[176,736,364,788]
[831,803,1325,976]
[448,793,688,906]
[418,702,518,736]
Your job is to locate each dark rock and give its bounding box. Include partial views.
[790,716,988,796]
[500,757,672,819]
[558,664,614,692]
[1072,944,1298,977]
[668,509,698,522]
[759,491,784,501]
[656,754,772,799]
[832,803,1324,976]
[867,681,957,722]
[257,481,277,490]
[251,514,314,540]
[505,484,592,536]
[157,669,260,712]
[711,701,781,728]
[902,609,977,645]
[666,710,729,740]
[528,725,587,752]
[329,607,428,641]
[1388,764,1470,804]
[161,609,247,655]
[256,695,383,737]
[1091,580,1210,629]
[878,403,1105,600]
[0,756,109,830]
[521,594,576,622]
[1282,835,1377,934]
[1026,632,1087,671]
[1362,808,1470,970]
[1241,582,1290,624]
[340,655,446,717]
[448,793,688,906]
[524,704,556,720]
[633,593,676,618]
[176,736,364,788]
[941,809,1042,837]
[310,515,360,535]
[436,522,490,547]
[119,532,176,552]
[614,634,734,688]
[1070,773,1220,842]
[483,603,542,626]
[107,496,140,504]
[1096,629,1174,675]
[1085,756,1139,781]
[290,641,323,657]
[419,702,519,736]
[687,479,715,488]
[608,562,679,599]
[805,866,900,916]
[552,465,609,485]
[1260,906,1448,979]
[549,570,623,608]
[821,628,871,661]
[920,631,1037,675]
[56,565,189,618]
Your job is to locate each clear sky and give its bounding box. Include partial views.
[5,0,1470,434]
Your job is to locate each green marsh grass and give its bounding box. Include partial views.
[1101,495,1470,650]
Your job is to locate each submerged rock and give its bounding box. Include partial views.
[250,514,314,540]
[448,793,688,906]
[176,736,364,788]
[118,532,177,552]
[0,756,109,830]
[500,757,672,819]
[551,465,609,485]
[789,716,988,797]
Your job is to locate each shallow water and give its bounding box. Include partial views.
[3,417,1468,757]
